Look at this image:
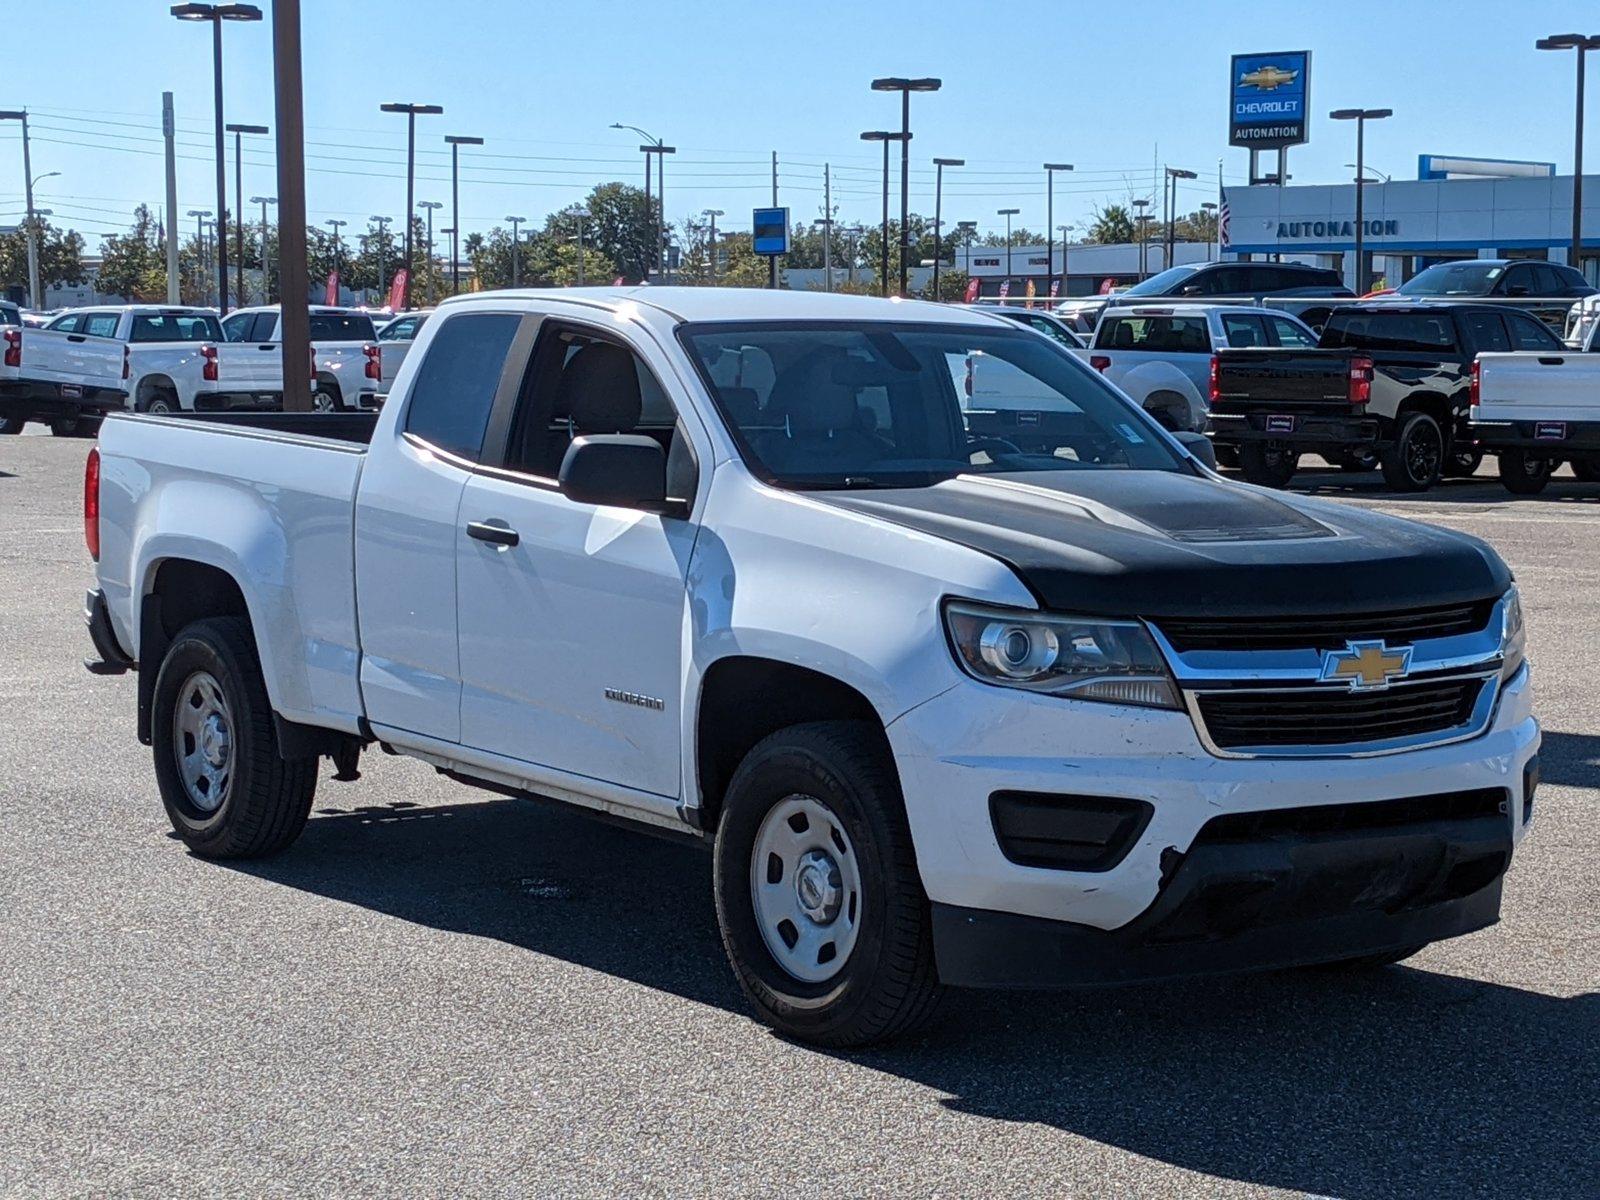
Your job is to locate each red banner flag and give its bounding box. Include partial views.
[387,269,408,312]
[963,278,980,303]
[325,269,339,306]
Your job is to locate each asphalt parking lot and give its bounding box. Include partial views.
[2,432,1595,1199]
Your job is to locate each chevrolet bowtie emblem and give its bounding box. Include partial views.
[1320,640,1413,691]
[1240,66,1299,91]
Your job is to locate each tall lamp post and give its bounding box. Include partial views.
[997,207,1021,291]
[188,208,213,304]
[1200,202,1218,260]
[1330,107,1392,295]
[611,123,672,280]
[1057,224,1076,294]
[444,133,483,296]
[957,219,977,285]
[1132,197,1151,277]
[0,110,44,308]
[861,131,908,296]
[701,209,722,281]
[226,121,268,304]
[870,77,941,296]
[932,156,963,301]
[1164,166,1197,270]
[325,218,346,299]
[1537,34,1600,271]
[172,2,263,315]
[369,215,390,298]
[380,101,443,306]
[1043,162,1073,299]
[417,201,441,301]
[506,215,526,287]
[250,195,275,301]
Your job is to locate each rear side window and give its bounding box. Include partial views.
[403,312,521,461]
[221,312,254,342]
[1507,312,1562,350]
[1269,316,1317,348]
[309,313,378,340]
[1097,314,1210,352]
[82,313,120,338]
[47,313,83,333]
[1221,314,1268,348]
[1321,312,1456,353]
[1461,311,1510,353]
[130,313,223,342]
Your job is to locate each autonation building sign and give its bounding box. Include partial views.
[1279,219,1400,238]
[1229,51,1311,149]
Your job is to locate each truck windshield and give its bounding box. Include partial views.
[679,321,1183,489]
[1396,262,1503,296]
[129,313,224,342]
[308,313,378,340]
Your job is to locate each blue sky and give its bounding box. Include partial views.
[3,0,1596,249]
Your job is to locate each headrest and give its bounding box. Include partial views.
[769,353,858,434]
[558,342,642,433]
[718,386,762,425]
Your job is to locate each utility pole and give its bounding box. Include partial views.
[325,218,346,298]
[822,164,833,293]
[0,110,42,309]
[871,77,941,296]
[227,122,268,304]
[506,215,526,287]
[251,194,275,301]
[770,150,779,289]
[932,157,964,301]
[188,209,212,303]
[380,101,444,306]
[271,0,312,412]
[163,94,180,302]
[444,133,483,296]
[370,215,390,297]
[1043,163,1073,300]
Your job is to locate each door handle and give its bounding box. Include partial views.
[466,520,519,547]
[67,334,86,343]
[258,343,276,350]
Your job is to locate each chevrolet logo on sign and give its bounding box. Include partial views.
[1320,640,1413,691]
[1240,65,1300,91]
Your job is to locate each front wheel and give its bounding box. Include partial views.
[1498,450,1553,496]
[1444,448,1484,478]
[151,616,318,858]
[1238,442,1300,488]
[1380,412,1444,492]
[1570,457,1600,483]
[0,415,23,434]
[712,721,942,1048]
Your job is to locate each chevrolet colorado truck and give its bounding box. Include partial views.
[1469,349,1600,494]
[1209,302,1566,490]
[83,288,1539,1047]
[0,305,238,435]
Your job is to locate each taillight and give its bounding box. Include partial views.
[201,343,218,382]
[84,447,101,561]
[1348,355,1374,406]
[1208,354,1221,403]
[363,342,381,380]
[1089,354,1112,373]
[2,327,20,368]
[1469,358,1481,412]
[122,345,130,381]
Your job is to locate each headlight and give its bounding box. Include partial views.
[1500,585,1526,680]
[943,600,1180,709]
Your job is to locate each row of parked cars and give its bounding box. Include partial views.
[976,256,1598,496]
[0,302,434,435]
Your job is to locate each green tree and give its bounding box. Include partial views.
[0,217,87,296]
[978,226,1043,248]
[1085,203,1136,245]
[95,205,168,301]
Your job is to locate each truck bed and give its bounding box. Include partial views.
[171,410,380,443]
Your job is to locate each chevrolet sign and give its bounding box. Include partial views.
[1230,51,1311,150]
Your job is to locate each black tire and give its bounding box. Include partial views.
[1498,450,1553,496]
[1380,411,1444,492]
[712,720,943,1048]
[1238,442,1300,488]
[137,390,179,416]
[312,380,345,413]
[50,415,101,438]
[151,616,317,858]
[0,415,23,434]
[1213,444,1240,470]
[1332,449,1379,473]
[1304,942,1429,971]
[1443,448,1483,478]
[1570,457,1600,483]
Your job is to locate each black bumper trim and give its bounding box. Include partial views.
[932,810,1511,989]
[1207,412,1382,448]
[83,588,134,675]
[1469,419,1600,455]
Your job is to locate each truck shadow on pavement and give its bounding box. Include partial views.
[224,792,1599,1199]
[1539,730,1600,790]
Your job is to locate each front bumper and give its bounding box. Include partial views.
[887,664,1537,985]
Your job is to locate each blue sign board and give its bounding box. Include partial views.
[1229,51,1310,149]
[752,207,790,256]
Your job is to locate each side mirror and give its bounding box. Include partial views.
[1172,429,1217,470]
[1178,284,1204,296]
[558,434,670,510]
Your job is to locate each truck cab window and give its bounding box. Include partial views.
[222,312,253,343]
[403,311,521,462]
[1461,311,1511,353]
[83,313,120,338]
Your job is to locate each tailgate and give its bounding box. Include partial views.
[217,341,283,390]
[1211,349,1352,408]
[22,328,120,386]
[1474,352,1600,424]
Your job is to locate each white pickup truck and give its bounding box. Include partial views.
[1469,350,1600,494]
[1,305,225,435]
[83,287,1538,1047]
[374,308,432,393]
[217,304,382,412]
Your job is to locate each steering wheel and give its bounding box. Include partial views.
[966,435,1022,461]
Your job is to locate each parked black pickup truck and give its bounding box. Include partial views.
[1208,303,1567,491]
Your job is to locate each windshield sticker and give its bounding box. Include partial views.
[1115,423,1146,444]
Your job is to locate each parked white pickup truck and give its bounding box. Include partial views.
[1469,350,1600,494]
[217,304,382,412]
[1,305,227,435]
[84,287,1538,1047]
[374,308,432,393]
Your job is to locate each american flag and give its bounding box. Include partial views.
[1218,196,1231,250]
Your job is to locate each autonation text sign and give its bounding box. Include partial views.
[1229,51,1311,149]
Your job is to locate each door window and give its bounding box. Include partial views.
[1497,264,1537,296]
[1268,316,1317,348]
[1506,312,1562,350]
[403,311,522,461]
[1460,310,1511,352]
[1221,314,1268,348]
[379,316,418,341]
[221,312,254,342]
[46,313,82,333]
[82,313,120,339]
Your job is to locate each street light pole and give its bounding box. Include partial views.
[188,209,212,304]
[957,220,977,286]
[417,201,441,301]
[1331,107,1393,294]
[325,218,346,299]
[0,110,43,308]
[1537,34,1600,270]
[1132,197,1150,278]
[172,3,264,315]
[702,209,722,282]
[369,215,390,297]
[444,134,483,296]
[932,157,963,301]
[506,215,526,287]
[860,131,907,297]
[380,101,443,306]
[871,77,941,296]
[1200,203,1217,261]
[998,207,1020,289]
[251,194,275,301]
[1164,167,1197,270]
[571,207,592,285]
[1057,224,1075,294]
[1043,163,1073,299]
[227,121,267,304]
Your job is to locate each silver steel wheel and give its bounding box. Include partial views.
[146,396,173,414]
[750,794,862,984]
[171,669,235,814]
[312,389,337,413]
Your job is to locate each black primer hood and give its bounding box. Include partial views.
[811,470,1511,618]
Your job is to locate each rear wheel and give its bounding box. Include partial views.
[1498,450,1553,496]
[1380,412,1444,492]
[50,415,101,438]
[1332,448,1379,473]
[312,381,344,413]
[137,390,178,415]
[0,415,22,435]
[151,616,317,858]
[1570,457,1600,483]
[1444,448,1484,478]
[712,721,943,1048]
[1238,442,1300,488]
